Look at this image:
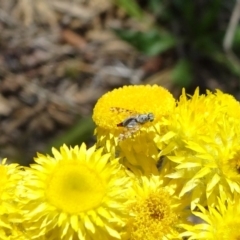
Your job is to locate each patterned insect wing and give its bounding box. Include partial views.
[110,107,154,140]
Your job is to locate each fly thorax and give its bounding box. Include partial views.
[136,114,149,124]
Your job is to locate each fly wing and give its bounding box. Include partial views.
[110,107,138,115]
[111,107,140,129]
[120,117,138,128]
[117,117,138,128]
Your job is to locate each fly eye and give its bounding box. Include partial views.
[148,113,154,121]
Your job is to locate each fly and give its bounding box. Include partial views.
[110,107,154,140]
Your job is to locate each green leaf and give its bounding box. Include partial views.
[209,50,240,77]
[171,59,193,87]
[114,0,143,19]
[114,29,176,56]
[46,116,95,152]
[233,26,240,51]
[198,0,222,34]
[147,0,165,16]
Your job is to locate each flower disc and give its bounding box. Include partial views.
[21,144,131,239]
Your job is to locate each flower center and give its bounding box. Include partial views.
[129,191,177,240]
[46,162,106,214]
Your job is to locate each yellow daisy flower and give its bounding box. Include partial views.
[159,88,240,208]
[20,144,131,240]
[0,159,25,239]
[125,175,190,240]
[182,194,240,239]
[92,85,176,176]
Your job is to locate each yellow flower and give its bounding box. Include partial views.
[182,194,240,239]
[92,85,176,175]
[20,144,131,239]
[0,159,25,239]
[125,176,189,240]
[159,88,240,208]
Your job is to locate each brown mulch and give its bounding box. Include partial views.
[0,0,176,164]
[0,0,237,164]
